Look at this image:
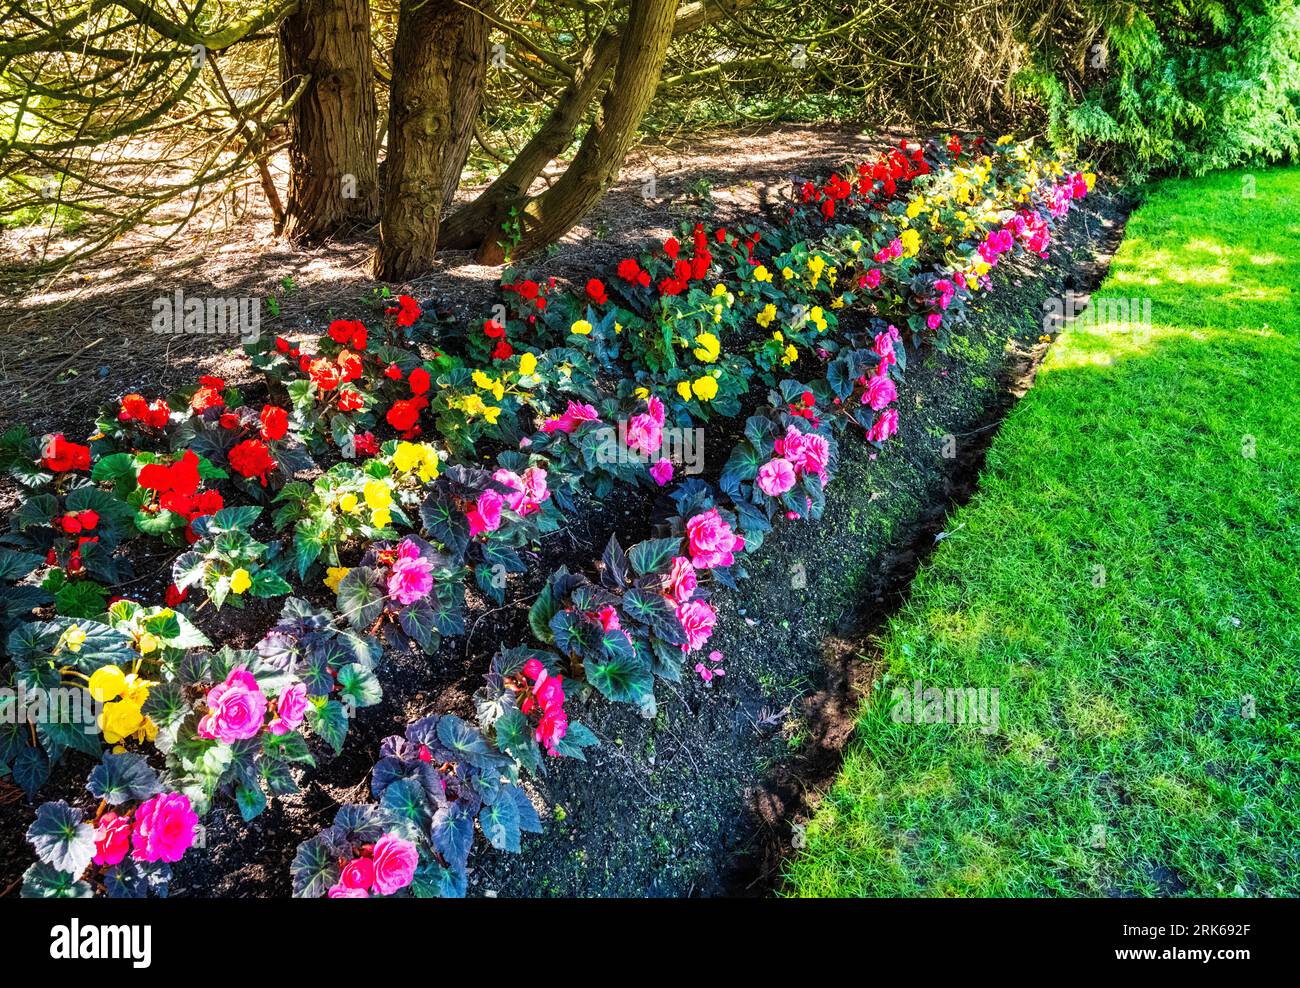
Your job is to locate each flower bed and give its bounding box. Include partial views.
[0,135,1095,898]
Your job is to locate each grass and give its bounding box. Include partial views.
[786,167,1300,897]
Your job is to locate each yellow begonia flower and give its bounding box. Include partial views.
[371,508,392,529]
[363,479,392,510]
[61,624,87,653]
[571,319,593,335]
[339,493,360,514]
[634,387,650,400]
[121,673,152,707]
[518,352,537,377]
[89,665,126,703]
[100,701,145,745]
[676,381,692,401]
[899,228,921,258]
[392,442,423,474]
[693,333,720,363]
[782,266,794,280]
[230,568,252,595]
[711,283,729,298]
[808,306,828,332]
[137,632,159,655]
[756,304,777,328]
[691,375,719,401]
[753,265,772,283]
[325,567,350,592]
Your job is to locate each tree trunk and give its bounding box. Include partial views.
[441,3,492,209]
[371,0,474,281]
[439,0,739,255]
[506,0,677,260]
[437,28,620,251]
[280,0,378,242]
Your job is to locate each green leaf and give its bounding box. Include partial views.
[437,714,506,770]
[554,720,599,760]
[479,796,521,852]
[585,640,654,705]
[627,537,683,577]
[236,783,268,821]
[336,662,382,708]
[207,506,263,533]
[622,588,687,646]
[21,861,93,899]
[529,581,559,643]
[720,442,760,497]
[87,752,161,805]
[431,802,476,872]
[398,600,438,653]
[250,569,292,598]
[336,567,385,627]
[26,800,95,876]
[306,698,349,755]
[290,834,341,898]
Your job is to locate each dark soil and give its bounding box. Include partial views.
[0,123,1131,899]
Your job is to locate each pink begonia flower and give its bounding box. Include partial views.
[873,326,900,365]
[647,395,665,427]
[864,268,882,289]
[676,599,718,653]
[664,555,697,602]
[596,605,621,632]
[542,400,600,434]
[341,857,374,891]
[520,659,568,754]
[649,458,674,486]
[270,681,309,736]
[387,538,434,604]
[685,508,744,569]
[519,467,549,514]
[926,312,943,331]
[867,408,900,443]
[801,433,831,483]
[863,373,897,410]
[775,427,808,465]
[493,467,549,516]
[327,884,369,898]
[371,834,419,895]
[468,488,504,535]
[757,458,797,496]
[625,413,663,456]
[93,811,132,867]
[198,666,266,743]
[131,792,198,864]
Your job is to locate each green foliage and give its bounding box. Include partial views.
[788,166,1300,897]
[1017,1,1300,178]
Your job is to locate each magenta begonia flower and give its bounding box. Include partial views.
[685,508,744,570]
[93,811,132,867]
[649,458,674,486]
[757,457,797,496]
[676,599,718,653]
[387,538,434,604]
[198,665,266,743]
[131,792,198,864]
[270,681,309,736]
[370,834,418,895]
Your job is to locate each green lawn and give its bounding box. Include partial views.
[787,168,1300,897]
